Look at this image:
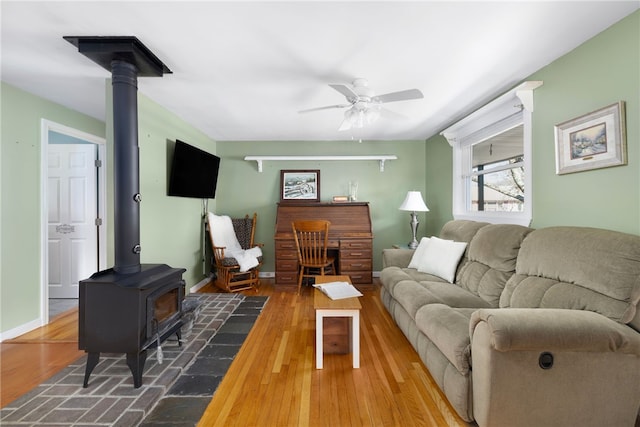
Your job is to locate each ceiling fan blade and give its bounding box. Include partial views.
[380,107,407,120]
[329,84,358,99]
[298,104,351,113]
[338,118,352,131]
[375,88,424,104]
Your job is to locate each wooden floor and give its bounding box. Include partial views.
[198,280,469,427]
[1,279,470,427]
[0,309,84,407]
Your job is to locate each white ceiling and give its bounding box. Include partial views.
[2,1,638,142]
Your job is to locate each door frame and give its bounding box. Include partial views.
[40,119,107,323]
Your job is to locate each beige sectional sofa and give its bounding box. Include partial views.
[380,220,640,427]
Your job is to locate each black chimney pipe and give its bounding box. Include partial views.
[63,36,172,273]
[111,60,141,274]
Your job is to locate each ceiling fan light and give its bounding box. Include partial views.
[355,110,366,128]
[344,107,357,122]
[364,108,380,124]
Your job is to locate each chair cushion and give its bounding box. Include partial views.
[232,216,254,249]
[222,255,263,268]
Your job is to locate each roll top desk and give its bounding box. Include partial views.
[274,202,373,285]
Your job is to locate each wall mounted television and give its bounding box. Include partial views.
[168,140,220,199]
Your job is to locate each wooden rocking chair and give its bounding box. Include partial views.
[207,212,263,292]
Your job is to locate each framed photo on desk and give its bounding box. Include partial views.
[280,169,320,202]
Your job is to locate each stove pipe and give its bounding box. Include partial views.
[112,60,141,274]
[63,36,171,274]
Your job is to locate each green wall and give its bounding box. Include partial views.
[529,11,639,233]
[426,11,639,236]
[0,81,216,337]
[215,140,427,272]
[1,82,105,333]
[423,137,454,236]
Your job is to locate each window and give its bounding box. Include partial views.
[471,123,524,213]
[441,81,542,226]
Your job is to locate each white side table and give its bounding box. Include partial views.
[313,276,362,369]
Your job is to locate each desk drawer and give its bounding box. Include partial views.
[276,259,298,271]
[276,250,297,261]
[340,240,372,250]
[340,249,372,259]
[341,259,372,271]
[276,272,298,285]
[275,240,297,251]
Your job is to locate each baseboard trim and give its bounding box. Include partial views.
[190,271,381,291]
[258,271,380,278]
[189,275,213,293]
[0,317,43,342]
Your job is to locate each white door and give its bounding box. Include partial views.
[48,144,98,298]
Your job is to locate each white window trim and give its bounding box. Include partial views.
[441,81,542,226]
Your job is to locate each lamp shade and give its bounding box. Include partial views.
[399,191,429,212]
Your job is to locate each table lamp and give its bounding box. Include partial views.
[399,191,429,249]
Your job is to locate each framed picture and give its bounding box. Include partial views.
[280,169,320,202]
[554,101,627,175]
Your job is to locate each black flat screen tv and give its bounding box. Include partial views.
[168,140,220,199]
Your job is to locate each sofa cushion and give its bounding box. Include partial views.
[419,281,492,309]
[439,219,490,242]
[500,226,640,326]
[380,266,447,298]
[394,280,490,318]
[457,223,533,307]
[438,220,490,282]
[393,281,446,318]
[415,305,478,374]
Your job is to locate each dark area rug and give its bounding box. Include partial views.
[0,294,268,427]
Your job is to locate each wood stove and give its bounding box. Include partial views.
[66,36,183,388]
[79,264,185,387]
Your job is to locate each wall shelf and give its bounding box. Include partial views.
[244,155,398,172]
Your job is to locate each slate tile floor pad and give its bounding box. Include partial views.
[1,294,268,427]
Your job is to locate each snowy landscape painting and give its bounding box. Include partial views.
[555,102,627,175]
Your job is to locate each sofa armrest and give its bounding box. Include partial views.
[381,248,414,269]
[470,308,640,353]
[470,308,640,427]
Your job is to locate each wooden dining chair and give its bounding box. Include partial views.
[291,220,336,295]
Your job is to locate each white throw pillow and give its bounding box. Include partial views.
[416,236,468,283]
[408,237,432,270]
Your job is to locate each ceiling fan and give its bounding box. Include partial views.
[299,78,424,131]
